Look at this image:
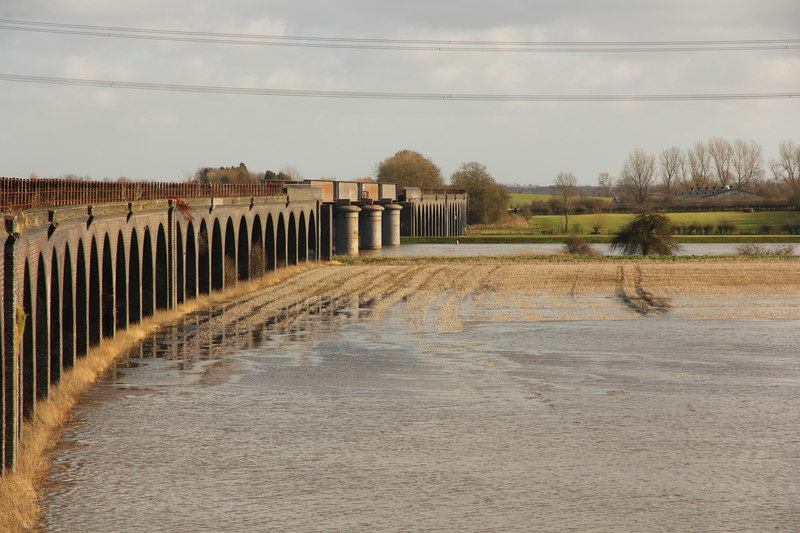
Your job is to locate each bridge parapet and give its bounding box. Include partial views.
[0,177,292,212]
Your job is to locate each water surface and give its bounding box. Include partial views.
[42,292,800,531]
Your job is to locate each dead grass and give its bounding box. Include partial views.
[0,262,328,532]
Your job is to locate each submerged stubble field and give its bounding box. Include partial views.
[4,257,800,531]
[204,258,800,338]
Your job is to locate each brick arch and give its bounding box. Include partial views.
[35,254,50,400]
[128,229,141,325]
[176,222,184,304]
[237,215,249,281]
[250,214,264,278]
[142,228,154,318]
[277,213,287,268]
[22,259,35,417]
[288,212,297,266]
[75,240,88,357]
[62,243,75,369]
[89,237,101,346]
[308,210,317,260]
[185,221,197,300]
[298,212,307,262]
[102,233,115,338]
[156,224,168,310]
[198,219,210,294]
[266,213,276,271]
[49,248,61,385]
[115,231,127,330]
[211,218,223,291]
[224,217,236,288]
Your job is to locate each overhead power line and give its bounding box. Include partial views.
[1,18,799,52]
[1,73,797,101]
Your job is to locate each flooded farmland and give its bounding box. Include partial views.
[41,259,800,531]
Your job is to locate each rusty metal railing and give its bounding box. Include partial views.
[0,177,290,211]
[420,188,467,195]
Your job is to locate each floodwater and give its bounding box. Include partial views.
[40,261,800,532]
[363,242,799,258]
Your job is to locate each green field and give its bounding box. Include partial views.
[519,211,800,236]
[508,192,613,208]
[508,193,555,207]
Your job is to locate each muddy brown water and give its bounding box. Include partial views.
[41,261,800,531]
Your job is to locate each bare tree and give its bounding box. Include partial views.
[770,139,800,205]
[732,139,764,191]
[687,141,712,189]
[279,165,304,181]
[659,146,684,195]
[597,172,614,197]
[553,172,578,232]
[617,148,655,204]
[708,137,734,187]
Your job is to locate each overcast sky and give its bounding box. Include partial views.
[1,0,798,186]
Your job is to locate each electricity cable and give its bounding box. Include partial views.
[1,73,797,101]
[1,18,798,52]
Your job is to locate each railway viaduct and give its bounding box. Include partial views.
[0,177,468,473]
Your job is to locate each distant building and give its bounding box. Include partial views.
[674,185,767,205]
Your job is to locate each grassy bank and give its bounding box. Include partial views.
[402,234,800,245]
[523,210,800,236]
[0,263,327,532]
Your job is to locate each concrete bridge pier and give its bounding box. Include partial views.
[380,202,402,247]
[334,204,361,256]
[358,203,384,250]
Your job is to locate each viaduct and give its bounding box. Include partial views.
[0,177,467,474]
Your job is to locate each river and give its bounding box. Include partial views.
[40,259,800,531]
[362,242,799,257]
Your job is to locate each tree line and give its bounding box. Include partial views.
[190,151,509,225]
[375,150,508,225]
[606,138,800,206]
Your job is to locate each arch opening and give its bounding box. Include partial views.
[128,230,141,324]
[237,216,249,281]
[224,217,236,287]
[250,215,264,279]
[176,223,185,304]
[156,225,169,310]
[142,229,154,318]
[22,261,34,417]
[62,245,75,369]
[116,232,127,330]
[308,210,317,260]
[266,214,276,271]
[198,220,210,294]
[102,234,115,338]
[89,238,101,346]
[186,221,197,299]
[35,255,49,400]
[49,250,61,384]
[211,219,223,291]
[298,213,307,262]
[276,214,287,268]
[75,242,88,357]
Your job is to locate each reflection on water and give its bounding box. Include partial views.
[42,292,800,531]
[363,242,798,257]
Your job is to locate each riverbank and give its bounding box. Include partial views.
[0,263,327,532]
[402,234,800,244]
[5,256,800,530]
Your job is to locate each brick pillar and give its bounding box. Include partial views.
[2,219,20,472]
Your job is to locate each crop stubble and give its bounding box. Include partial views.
[190,258,800,351]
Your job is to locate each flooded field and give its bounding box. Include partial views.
[41,259,800,531]
[362,242,799,258]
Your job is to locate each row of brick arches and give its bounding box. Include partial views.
[3,198,320,470]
